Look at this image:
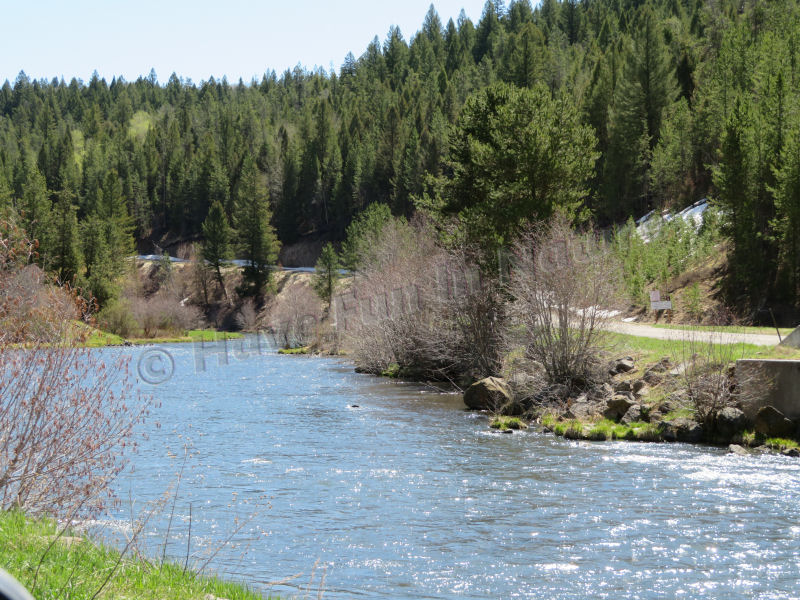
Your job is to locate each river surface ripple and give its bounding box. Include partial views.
[100,341,800,599]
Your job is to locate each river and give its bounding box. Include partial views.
[99,339,800,599]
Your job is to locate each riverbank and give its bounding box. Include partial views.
[0,511,273,600]
[464,334,800,456]
[80,326,244,348]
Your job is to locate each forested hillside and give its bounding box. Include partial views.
[1,0,799,311]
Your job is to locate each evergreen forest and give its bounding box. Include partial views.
[2,0,800,313]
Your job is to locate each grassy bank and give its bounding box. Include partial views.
[81,327,244,348]
[0,511,273,600]
[606,331,800,364]
[651,323,794,336]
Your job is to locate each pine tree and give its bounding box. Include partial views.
[201,200,233,299]
[313,242,341,312]
[234,156,280,297]
[50,187,83,282]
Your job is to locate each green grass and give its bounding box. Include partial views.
[740,430,758,446]
[765,437,800,451]
[277,345,310,355]
[82,328,125,347]
[0,510,274,600]
[380,363,401,378]
[652,323,794,336]
[81,327,244,347]
[547,417,664,442]
[552,419,584,438]
[490,416,527,430]
[606,331,800,366]
[662,407,695,421]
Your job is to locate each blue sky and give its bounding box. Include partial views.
[3,0,488,84]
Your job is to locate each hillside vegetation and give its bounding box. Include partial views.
[1,0,799,317]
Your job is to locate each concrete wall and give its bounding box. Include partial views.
[736,359,800,420]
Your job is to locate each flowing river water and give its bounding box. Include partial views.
[100,339,800,599]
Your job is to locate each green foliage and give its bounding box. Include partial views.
[0,0,799,311]
[765,437,800,451]
[611,211,721,306]
[340,202,394,271]
[277,346,310,355]
[489,416,527,430]
[312,242,340,309]
[234,156,280,297]
[683,283,703,322]
[0,511,270,600]
[97,298,140,338]
[201,199,233,294]
[426,82,597,257]
[381,363,401,378]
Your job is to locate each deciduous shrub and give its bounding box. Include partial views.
[507,216,623,388]
[1,215,146,516]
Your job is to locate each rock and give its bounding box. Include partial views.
[603,395,635,421]
[647,358,671,373]
[611,356,635,375]
[648,410,664,422]
[632,379,647,394]
[533,383,570,405]
[463,377,513,411]
[714,407,747,440]
[728,444,749,456]
[620,404,642,424]
[781,447,800,457]
[568,395,603,420]
[668,362,688,377]
[590,383,614,400]
[499,400,526,417]
[614,380,632,393]
[661,417,704,443]
[754,406,795,438]
[642,370,663,385]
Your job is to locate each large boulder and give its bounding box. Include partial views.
[603,395,636,421]
[614,380,633,393]
[728,444,749,456]
[714,407,748,440]
[589,382,614,401]
[620,404,643,424]
[754,406,796,438]
[661,418,704,443]
[463,377,513,412]
[566,394,603,420]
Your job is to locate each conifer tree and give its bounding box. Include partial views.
[313,242,341,312]
[234,156,280,296]
[201,200,233,299]
[50,187,83,282]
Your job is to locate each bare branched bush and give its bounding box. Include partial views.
[343,219,504,383]
[235,298,259,332]
[264,276,324,348]
[507,216,624,389]
[672,329,756,426]
[343,219,440,375]
[0,216,147,516]
[129,292,203,337]
[0,346,148,515]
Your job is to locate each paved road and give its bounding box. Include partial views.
[606,321,782,347]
